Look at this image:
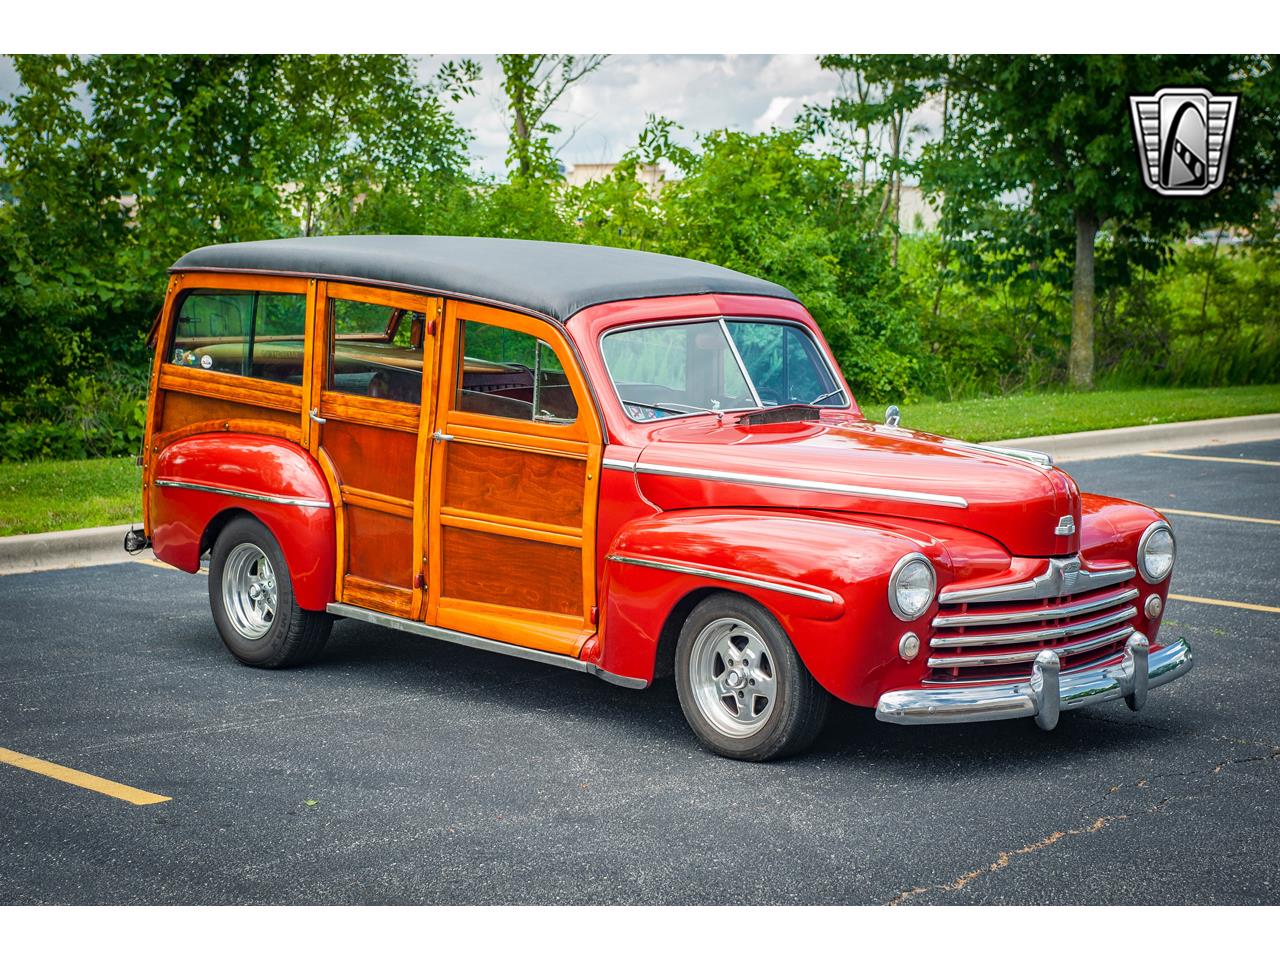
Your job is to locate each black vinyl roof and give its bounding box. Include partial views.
[172,235,798,322]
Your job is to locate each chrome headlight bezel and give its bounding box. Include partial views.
[888,552,936,621]
[1138,520,1176,584]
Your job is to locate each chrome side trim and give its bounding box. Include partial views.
[932,586,1140,629]
[929,604,1137,649]
[326,603,649,690]
[926,623,1135,668]
[876,635,1191,727]
[605,554,839,604]
[601,458,637,471]
[154,478,331,509]
[939,556,1135,604]
[631,461,969,509]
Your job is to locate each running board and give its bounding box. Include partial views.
[326,602,648,690]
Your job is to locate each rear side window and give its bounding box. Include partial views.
[168,290,307,385]
[327,298,425,404]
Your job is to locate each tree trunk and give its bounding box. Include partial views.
[1069,209,1099,389]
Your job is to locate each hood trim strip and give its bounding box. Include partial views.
[629,461,968,509]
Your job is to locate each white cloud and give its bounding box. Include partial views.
[753,96,795,133]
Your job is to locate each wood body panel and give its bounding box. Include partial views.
[441,527,582,616]
[310,281,441,617]
[428,298,604,654]
[346,506,414,587]
[159,392,300,436]
[321,420,417,503]
[442,442,585,529]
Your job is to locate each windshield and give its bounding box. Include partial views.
[601,319,848,421]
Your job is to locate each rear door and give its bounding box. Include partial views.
[426,301,602,656]
[307,281,441,619]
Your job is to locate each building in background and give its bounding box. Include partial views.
[564,162,667,198]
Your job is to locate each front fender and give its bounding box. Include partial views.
[148,432,336,611]
[598,509,949,705]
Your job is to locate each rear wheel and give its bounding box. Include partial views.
[208,516,331,668]
[675,593,830,761]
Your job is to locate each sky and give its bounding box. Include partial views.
[0,54,942,179]
[422,54,839,177]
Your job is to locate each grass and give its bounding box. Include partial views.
[0,456,141,537]
[2,384,1278,537]
[903,383,1280,443]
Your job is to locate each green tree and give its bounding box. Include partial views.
[0,54,476,459]
[496,55,607,181]
[927,55,1280,388]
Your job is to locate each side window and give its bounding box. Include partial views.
[327,298,425,404]
[168,290,306,385]
[455,319,578,424]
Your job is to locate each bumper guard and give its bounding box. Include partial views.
[875,633,1192,729]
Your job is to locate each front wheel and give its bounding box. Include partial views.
[674,593,830,761]
[208,516,331,668]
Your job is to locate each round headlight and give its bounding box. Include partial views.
[888,553,936,621]
[1138,521,1175,583]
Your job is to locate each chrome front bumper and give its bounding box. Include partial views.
[875,633,1192,729]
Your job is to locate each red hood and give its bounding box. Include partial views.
[633,415,1081,558]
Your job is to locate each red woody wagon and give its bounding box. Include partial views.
[137,236,1190,760]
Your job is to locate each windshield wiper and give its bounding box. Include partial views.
[807,387,845,405]
[623,399,725,419]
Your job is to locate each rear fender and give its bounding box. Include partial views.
[597,509,950,705]
[148,433,336,611]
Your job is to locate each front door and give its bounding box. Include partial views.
[426,301,602,655]
[307,282,440,619]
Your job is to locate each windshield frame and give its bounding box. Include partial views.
[599,316,851,424]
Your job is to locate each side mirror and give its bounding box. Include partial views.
[884,404,901,428]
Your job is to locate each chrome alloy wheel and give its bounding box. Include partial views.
[221,542,278,640]
[688,617,778,738]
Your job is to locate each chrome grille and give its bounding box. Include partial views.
[928,567,1140,683]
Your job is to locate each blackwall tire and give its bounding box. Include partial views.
[674,593,830,761]
[208,516,331,668]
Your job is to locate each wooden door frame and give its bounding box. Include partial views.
[306,280,443,618]
[426,299,604,654]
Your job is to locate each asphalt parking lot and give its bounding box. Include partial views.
[1,440,1277,905]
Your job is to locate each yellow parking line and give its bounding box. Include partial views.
[0,747,170,805]
[1169,593,1280,615]
[1162,508,1280,526]
[1143,451,1280,467]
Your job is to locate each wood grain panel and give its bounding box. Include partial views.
[342,576,413,618]
[159,391,299,435]
[159,366,302,411]
[443,442,585,529]
[154,417,300,453]
[345,505,413,588]
[441,526,582,617]
[322,421,417,502]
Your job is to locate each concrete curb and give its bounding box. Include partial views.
[0,523,141,577]
[991,412,1280,464]
[2,412,1278,576]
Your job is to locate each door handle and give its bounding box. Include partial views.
[309,408,327,424]
[432,430,453,443]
